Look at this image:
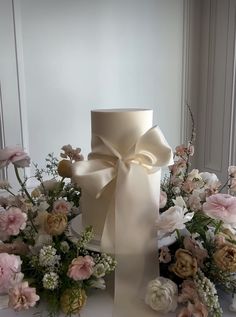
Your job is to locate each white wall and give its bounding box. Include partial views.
[1,0,184,186]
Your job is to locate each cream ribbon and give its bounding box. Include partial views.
[73,125,173,317]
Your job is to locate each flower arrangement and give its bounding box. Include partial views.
[145,112,236,317]
[0,145,116,316]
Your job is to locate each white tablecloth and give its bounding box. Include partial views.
[1,288,236,317]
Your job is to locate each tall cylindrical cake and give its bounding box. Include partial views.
[82,109,153,240]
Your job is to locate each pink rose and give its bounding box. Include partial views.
[53,199,71,214]
[0,147,30,168]
[0,207,27,241]
[203,193,236,224]
[67,255,94,281]
[178,279,199,304]
[159,191,167,209]
[0,253,22,294]
[183,237,208,268]
[8,281,39,311]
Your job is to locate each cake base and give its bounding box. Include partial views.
[70,214,101,252]
[70,214,177,252]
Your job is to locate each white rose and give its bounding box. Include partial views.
[157,206,194,238]
[145,277,178,313]
[200,172,220,188]
[93,263,106,278]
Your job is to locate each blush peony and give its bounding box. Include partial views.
[8,281,39,311]
[0,207,27,241]
[202,193,236,224]
[0,147,30,168]
[67,256,94,281]
[0,253,22,294]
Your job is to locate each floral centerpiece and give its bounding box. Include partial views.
[0,145,116,316]
[145,111,236,317]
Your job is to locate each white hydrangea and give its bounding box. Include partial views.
[39,245,60,268]
[43,272,59,290]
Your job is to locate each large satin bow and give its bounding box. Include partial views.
[72,125,173,317]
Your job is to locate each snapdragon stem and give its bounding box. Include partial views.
[5,188,16,196]
[14,166,35,205]
[14,166,38,233]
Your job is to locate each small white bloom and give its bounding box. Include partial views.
[43,272,59,290]
[157,206,194,238]
[145,277,178,313]
[60,241,70,253]
[93,263,106,278]
[90,278,106,290]
[188,169,202,181]
[172,196,186,208]
[0,180,11,190]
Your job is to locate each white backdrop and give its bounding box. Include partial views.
[0,0,184,186]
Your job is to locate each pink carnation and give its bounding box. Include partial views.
[67,255,94,281]
[202,193,236,224]
[0,253,22,294]
[0,207,27,241]
[8,281,39,311]
[53,199,71,214]
[0,147,30,168]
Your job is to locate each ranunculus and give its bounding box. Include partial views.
[67,255,94,281]
[53,199,71,214]
[57,159,72,178]
[213,244,236,272]
[0,253,22,294]
[171,249,198,279]
[60,288,86,315]
[45,212,67,236]
[202,193,236,224]
[157,206,194,238]
[159,191,167,209]
[145,277,178,313]
[0,207,27,241]
[0,147,30,168]
[8,281,39,311]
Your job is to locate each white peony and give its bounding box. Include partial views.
[157,205,194,238]
[145,277,178,313]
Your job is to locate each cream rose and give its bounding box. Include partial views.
[145,277,178,313]
[45,212,68,236]
[171,249,198,279]
[213,244,236,272]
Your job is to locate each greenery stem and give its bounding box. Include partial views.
[176,229,181,242]
[214,220,223,234]
[14,166,35,206]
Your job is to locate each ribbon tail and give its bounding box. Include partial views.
[112,162,160,317]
